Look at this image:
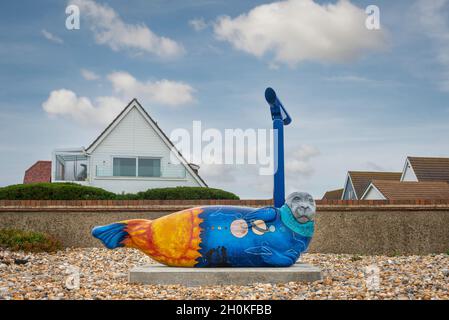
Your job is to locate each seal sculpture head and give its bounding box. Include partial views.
[285,192,316,224]
[92,192,316,267]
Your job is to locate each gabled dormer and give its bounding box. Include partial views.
[401,156,449,183]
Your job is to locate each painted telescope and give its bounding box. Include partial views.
[91,88,315,267]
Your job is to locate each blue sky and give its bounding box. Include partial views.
[1,0,449,198]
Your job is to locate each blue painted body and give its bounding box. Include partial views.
[195,205,313,267]
[265,88,292,208]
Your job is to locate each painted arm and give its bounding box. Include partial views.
[243,207,278,224]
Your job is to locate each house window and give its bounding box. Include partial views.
[113,158,136,177]
[112,157,161,177]
[138,158,161,177]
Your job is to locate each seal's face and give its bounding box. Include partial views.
[286,192,316,224]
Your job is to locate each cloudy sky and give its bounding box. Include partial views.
[1,0,449,199]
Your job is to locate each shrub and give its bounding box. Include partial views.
[0,183,239,200]
[0,183,117,200]
[129,187,240,200]
[0,229,62,252]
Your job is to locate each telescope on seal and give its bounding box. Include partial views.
[265,87,292,126]
[265,87,292,208]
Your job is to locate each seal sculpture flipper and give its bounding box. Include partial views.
[91,222,129,249]
[244,244,297,267]
[243,207,278,224]
[92,219,152,250]
[260,248,298,267]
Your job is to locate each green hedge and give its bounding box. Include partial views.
[127,187,239,200]
[0,183,116,200]
[0,229,62,252]
[0,183,239,200]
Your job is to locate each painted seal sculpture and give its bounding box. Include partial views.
[92,192,315,267]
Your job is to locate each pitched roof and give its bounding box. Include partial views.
[407,157,449,182]
[369,180,449,200]
[348,171,402,199]
[85,99,207,187]
[23,161,51,184]
[322,188,343,200]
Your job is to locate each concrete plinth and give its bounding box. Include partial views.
[129,263,322,286]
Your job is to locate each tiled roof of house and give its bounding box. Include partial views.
[349,171,402,199]
[370,180,449,200]
[408,157,449,182]
[23,161,51,184]
[322,188,343,200]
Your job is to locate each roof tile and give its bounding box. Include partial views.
[371,180,449,200]
[322,188,343,200]
[408,157,449,182]
[349,171,402,199]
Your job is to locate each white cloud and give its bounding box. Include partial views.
[285,145,320,177]
[413,0,449,92]
[41,29,63,44]
[213,0,387,66]
[108,71,195,107]
[42,89,125,126]
[69,0,184,58]
[189,18,208,31]
[80,68,100,81]
[42,71,196,126]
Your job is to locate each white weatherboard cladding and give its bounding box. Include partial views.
[402,161,418,182]
[362,186,386,200]
[88,106,201,193]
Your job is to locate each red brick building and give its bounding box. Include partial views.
[23,161,51,184]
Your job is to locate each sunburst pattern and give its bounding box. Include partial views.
[122,208,203,267]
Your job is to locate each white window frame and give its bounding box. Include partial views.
[112,156,137,177]
[137,157,162,178]
[111,156,162,178]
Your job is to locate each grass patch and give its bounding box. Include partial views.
[0,229,62,252]
[350,255,363,262]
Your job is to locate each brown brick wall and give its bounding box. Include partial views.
[1,199,449,211]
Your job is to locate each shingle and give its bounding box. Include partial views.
[408,157,449,182]
[348,171,402,199]
[371,180,449,200]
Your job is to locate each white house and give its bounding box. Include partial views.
[51,99,207,194]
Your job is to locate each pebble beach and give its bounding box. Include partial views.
[0,248,448,300]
